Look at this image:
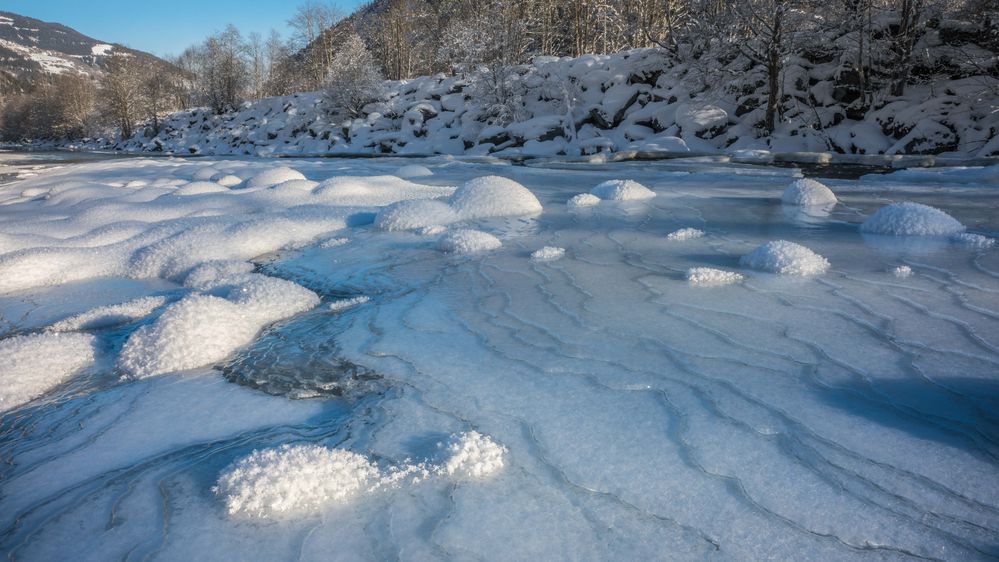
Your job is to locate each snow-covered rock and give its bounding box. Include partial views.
[245,167,307,189]
[448,176,542,220]
[48,296,168,332]
[0,332,96,411]
[674,104,728,133]
[437,229,502,254]
[740,240,830,276]
[781,178,837,206]
[860,202,965,236]
[590,179,655,201]
[172,181,229,196]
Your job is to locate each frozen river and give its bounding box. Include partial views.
[0,153,997,560]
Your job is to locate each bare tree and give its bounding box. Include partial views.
[288,2,344,90]
[102,52,144,139]
[202,25,250,113]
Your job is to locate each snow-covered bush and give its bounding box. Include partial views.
[323,32,384,118]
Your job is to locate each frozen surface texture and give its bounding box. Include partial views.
[1,154,998,562]
[860,202,966,236]
[666,227,705,241]
[781,178,837,206]
[740,240,831,276]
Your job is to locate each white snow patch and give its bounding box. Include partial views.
[666,228,704,241]
[740,240,830,276]
[567,193,601,208]
[270,179,318,192]
[441,431,507,479]
[90,44,113,56]
[48,296,168,332]
[674,104,728,133]
[374,199,458,231]
[437,229,502,254]
[214,444,381,518]
[192,167,220,181]
[590,179,655,201]
[892,265,913,278]
[245,167,307,189]
[530,246,565,261]
[448,176,543,220]
[213,174,243,187]
[329,296,370,311]
[319,237,350,248]
[860,202,965,236]
[781,178,837,206]
[0,333,96,412]
[951,233,995,249]
[686,267,744,286]
[417,225,447,236]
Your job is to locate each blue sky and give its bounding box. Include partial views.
[4,0,364,57]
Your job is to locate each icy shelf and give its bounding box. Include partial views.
[0,156,997,561]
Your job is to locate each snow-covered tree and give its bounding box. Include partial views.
[323,32,384,117]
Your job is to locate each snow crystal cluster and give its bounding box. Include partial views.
[740,240,830,276]
[117,262,320,378]
[329,295,370,312]
[951,232,995,249]
[530,246,566,261]
[666,227,704,241]
[590,179,656,201]
[860,202,965,236]
[215,431,505,518]
[781,178,837,206]
[892,265,913,278]
[686,267,744,286]
[0,332,96,411]
[437,229,502,254]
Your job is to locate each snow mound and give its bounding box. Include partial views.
[270,179,318,192]
[686,267,744,286]
[329,296,370,311]
[192,167,220,181]
[118,270,319,378]
[952,233,995,249]
[530,246,565,261]
[442,431,507,479]
[0,332,96,412]
[312,175,454,206]
[417,225,447,236]
[213,174,243,187]
[590,179,655,201]
[892,265,913,278]
[860,202,965,236]
[245,167,307,189]
[437,229,502,254]
[183,260,256,290]
[48,296,168,332]
[374,199,458,231]
[214,444,381,518]
[395,164,433,178]
[567,193,601,208]
[448,176,542,220]
[740,240,830,276]
[173,181,229,196]
[319,237,349,248]
[666,228,704,241]
[215,431,505,518]
[781,178,837,206]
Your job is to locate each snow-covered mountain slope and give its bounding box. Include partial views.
[106,46,998,159]
[0,11,166,95]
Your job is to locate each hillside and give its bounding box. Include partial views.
[0,11,170,96]
[107,41,998,160]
